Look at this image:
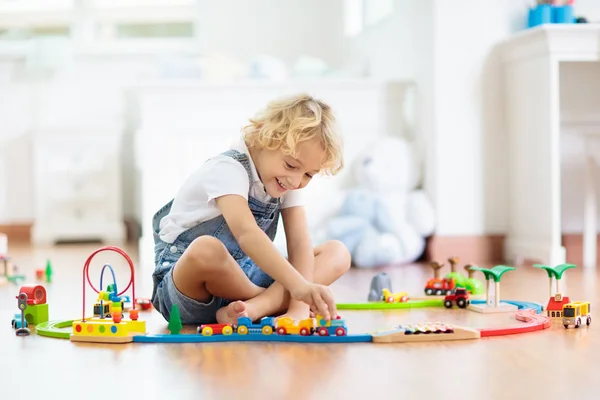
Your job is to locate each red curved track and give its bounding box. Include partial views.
[478,309,551,337]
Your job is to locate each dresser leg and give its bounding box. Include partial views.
[583,146,597,268]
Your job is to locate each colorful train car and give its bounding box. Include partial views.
[237,316,275,335]
[315,315,348,336]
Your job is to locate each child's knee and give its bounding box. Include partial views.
[185,236,229,273]
[325,240,351,275]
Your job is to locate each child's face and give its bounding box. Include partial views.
[253,138,324,198]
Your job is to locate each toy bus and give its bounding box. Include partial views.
[562,301,591,329]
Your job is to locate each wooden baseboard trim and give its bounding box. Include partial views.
[424,234,505,265]
[561,233,600,265]
[0,219,141,244]
[0,223,32,242]
[426,233,600,266]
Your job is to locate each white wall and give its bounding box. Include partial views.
[0,1,345,225]
[345,0,600,236]
[196,0,345,69]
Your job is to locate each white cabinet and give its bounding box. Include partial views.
[31,129,126,244]
[500,25,600,267]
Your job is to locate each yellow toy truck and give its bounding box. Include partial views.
[562,301,591,329]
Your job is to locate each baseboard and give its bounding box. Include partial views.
[0,223,32,242]
[426,233,600,266]
[424,234,505,265]
[0,219,141,244]
[561,233,600,265]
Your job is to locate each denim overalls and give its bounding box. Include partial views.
[150,149,280,324]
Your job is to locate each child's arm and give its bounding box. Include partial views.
[281,206,315,314]
[216,194,337,319]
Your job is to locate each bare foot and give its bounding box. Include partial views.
[216,300,249,324]
[278,305,311,321]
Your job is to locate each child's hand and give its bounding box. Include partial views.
[290,282,337,320]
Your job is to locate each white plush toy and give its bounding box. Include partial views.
[326,136,436,268]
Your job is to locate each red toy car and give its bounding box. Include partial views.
[443,288,470,308]
[135,297,153,310]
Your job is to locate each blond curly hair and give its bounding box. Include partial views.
[242,93,344,175]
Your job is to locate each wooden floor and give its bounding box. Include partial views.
[2,242,599,400]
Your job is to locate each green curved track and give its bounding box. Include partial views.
[35,319,74,339]
[336,299,443,310]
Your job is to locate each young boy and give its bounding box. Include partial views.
[150,93,351,326]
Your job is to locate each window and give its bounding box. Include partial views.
[0,0,197,42]
[344,0,394,36]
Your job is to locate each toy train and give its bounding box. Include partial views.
[197,315,348,337]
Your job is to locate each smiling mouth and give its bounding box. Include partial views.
[276,178,288,191]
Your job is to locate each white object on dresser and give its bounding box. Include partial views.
[500,25,600,267]
[128,79,412,266]
[31,128,126,245]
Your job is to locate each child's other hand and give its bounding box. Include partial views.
[290,282,337,320]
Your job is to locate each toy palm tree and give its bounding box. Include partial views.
[448,256,459,273]
[464,264,484,295]
[430,261,444,279]
[533,263,576,298]
[445,256,466,287]
[470,265,515,307]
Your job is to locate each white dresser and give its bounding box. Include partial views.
[29,78,127,245]
[31,128,126,244]
[500,25,600,267]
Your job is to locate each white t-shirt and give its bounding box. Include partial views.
[158,138,304,243]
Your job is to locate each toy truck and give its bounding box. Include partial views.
[425,277,456,296]
[443,288,470,308]
[236,316,275,335]
[562,301,592,329]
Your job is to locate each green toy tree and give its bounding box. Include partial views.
[45,259,53,283]
[470,265,515,307]
[168,304,182,334]
[444,257,484,295]
[446,256,467,287]
[464,264,485,295]
[533,263,576,298]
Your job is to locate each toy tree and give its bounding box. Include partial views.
[446,256,467,288]
[429,261,444,279]
[168,304,182,334]
[45,259,53,283]
[533,263,576,298]
[463,264,484,295]
[448,256,459,273]
[470,265,515,307]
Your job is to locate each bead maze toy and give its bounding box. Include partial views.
[32,247,588,345]
[69,246,145,344]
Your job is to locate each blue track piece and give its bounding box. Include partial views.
[134,333,373,343]
[470,299,543,314]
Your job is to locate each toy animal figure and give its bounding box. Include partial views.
[368,272,392,301]
[326,136,436,268]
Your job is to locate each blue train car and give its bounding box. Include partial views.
[236,316,276,335]
[316,315,347,336]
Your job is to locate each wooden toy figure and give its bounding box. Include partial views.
[15,292,30,336]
